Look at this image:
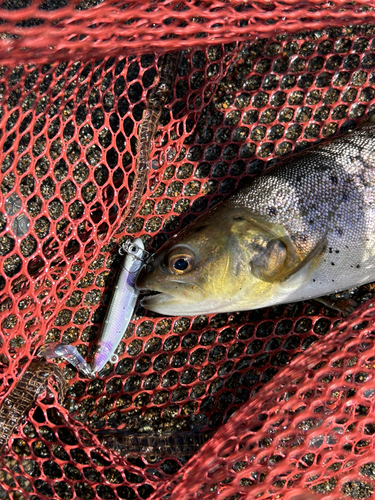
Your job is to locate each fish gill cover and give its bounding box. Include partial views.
[1,1,375,499]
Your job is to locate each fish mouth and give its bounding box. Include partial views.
[140,292,180,315]
[140,291,230,317]
[141,292,171,306]
[138,277,208,315]
[140,281,207,315]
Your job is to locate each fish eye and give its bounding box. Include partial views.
[174,258,189,271]
[164,245,196,275]
[167,250,195,274]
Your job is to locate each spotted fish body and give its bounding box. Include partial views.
[229,128,375,298]
[138,125,375,316]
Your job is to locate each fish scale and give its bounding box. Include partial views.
[233,127,375,300]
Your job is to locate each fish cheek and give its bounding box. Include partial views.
[250,239,287,282]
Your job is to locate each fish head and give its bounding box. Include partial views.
[137,208,295,315]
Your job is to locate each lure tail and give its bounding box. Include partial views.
[38,343,94,379]
[92,341,119,374]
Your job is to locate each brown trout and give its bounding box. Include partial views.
[138,125,375,316]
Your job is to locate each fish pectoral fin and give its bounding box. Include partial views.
[314,296,358,316]
[282,232,328,281]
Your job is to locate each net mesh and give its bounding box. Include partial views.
[1,2,375,500]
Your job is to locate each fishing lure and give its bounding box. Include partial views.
[119,51,180,231]
[37,343,94,379]
[91,238,151,374]
[0,360,66,454]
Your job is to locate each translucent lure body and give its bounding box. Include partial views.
[38,343,94,378]
[91,238,150,374]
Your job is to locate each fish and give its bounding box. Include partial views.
[92,238,150,374]
[137,125,375,316]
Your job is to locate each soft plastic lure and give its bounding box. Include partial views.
[91,238,151,374]
[38,343,94,379]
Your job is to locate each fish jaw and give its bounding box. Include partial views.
[139,266,221,315]
[139,273,213,315]
[138,270,207,300]
[141,293,184,315]
[140,292,234,316]
[140,282,298,316]
[140,288,289,316]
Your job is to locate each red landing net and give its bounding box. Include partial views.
[1,2,375,500]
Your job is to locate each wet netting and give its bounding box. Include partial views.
[2,1,375,499]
